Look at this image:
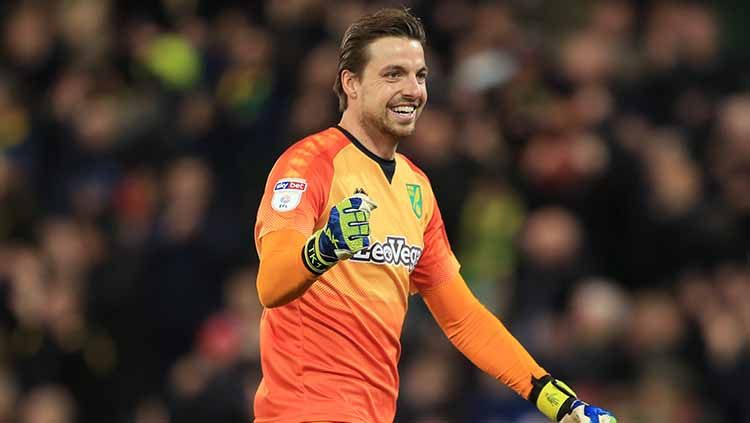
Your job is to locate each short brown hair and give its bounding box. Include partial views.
[333,8,426,112]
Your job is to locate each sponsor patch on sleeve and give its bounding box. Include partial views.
[271,178,308,212]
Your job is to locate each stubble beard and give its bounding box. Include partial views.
[360,107,417,142]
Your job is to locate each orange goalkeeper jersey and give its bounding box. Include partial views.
[254,126,460,422]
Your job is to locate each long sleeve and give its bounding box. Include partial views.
[420,273,548,399]
[256,229,317,308]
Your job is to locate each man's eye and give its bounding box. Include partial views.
[385,71,400,78]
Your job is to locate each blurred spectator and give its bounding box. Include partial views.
[398,343,462,422]
[628,290,686,357]
[0,368,19,422]
[132,397,171,423]
[2,3,61,102]
[547,277,634,408]
[713,95,750,214]
[458,177,524,315]
[18,384,76,423]
[59,0,113,66]
[165,266,260,423]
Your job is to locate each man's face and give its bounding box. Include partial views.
[355,36,428,139]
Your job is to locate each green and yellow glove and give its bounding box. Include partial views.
[302,192,378,274]
[530,375,617,423]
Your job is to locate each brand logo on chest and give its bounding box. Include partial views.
[350,235,423,272]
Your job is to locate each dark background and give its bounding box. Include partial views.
[0,0,749,422]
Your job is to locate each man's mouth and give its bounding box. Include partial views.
[390,105,416,114]
[388,104,418,121]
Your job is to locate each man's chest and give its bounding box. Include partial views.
[324,160,427,272]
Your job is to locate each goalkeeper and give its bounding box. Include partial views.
[253,7,616,423]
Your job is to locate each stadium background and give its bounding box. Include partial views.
[0,0,749,421]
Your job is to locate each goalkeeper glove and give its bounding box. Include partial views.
[302,192,378,274]
[530,375,617,423]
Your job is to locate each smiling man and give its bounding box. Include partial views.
[253,8,616,423]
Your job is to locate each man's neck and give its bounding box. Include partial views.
[338,112,398,160]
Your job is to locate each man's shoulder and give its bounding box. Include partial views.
[281,127,350,165]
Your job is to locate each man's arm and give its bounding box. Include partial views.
[256,229,317,308]
[420,274,547,398]
[421,274,616,422]
[256,194,377,308]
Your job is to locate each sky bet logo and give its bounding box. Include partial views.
[271,178,307,212]
[350,236,423,272]
[274,180,307,191]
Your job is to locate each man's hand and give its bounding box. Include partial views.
[530,375,616,423]
[560,399,617,423]
[302,192,378,274]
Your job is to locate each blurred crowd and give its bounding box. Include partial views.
[0,0,749,422]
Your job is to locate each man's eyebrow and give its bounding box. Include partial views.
[380,64,407,73]
[380,64,430,74]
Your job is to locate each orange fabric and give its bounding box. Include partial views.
[408,187,459,291]
[256,229,316,308]
[420,274,548,399]
[254,128,346,244]
[252,127,461,422]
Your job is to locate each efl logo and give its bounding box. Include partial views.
[271,178,307,212]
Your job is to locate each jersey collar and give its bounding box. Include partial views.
[334,125,396,183]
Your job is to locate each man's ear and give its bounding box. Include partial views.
[341,69,359,100]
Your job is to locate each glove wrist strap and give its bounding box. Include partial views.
[529,375,577,422]
[302,231,337,274]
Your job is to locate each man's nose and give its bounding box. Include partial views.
[400,75,422,99]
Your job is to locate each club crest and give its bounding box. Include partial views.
[406,183,423,218]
